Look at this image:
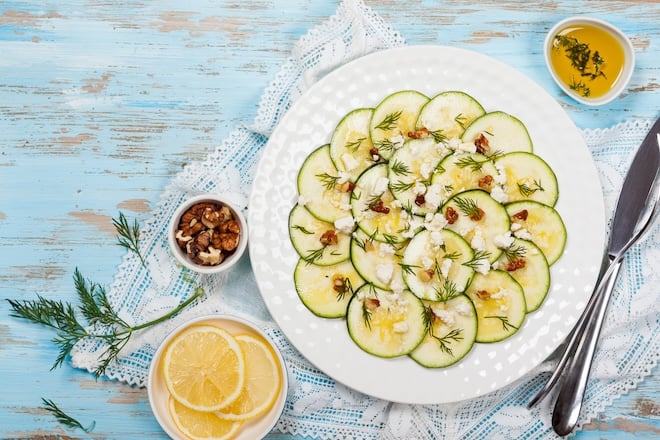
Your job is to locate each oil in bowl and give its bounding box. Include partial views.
[545,17,634,106]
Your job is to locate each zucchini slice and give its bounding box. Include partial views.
[442,189,511,263]
[409,295,477,368]
[350,229,405,291]
[329,108,377,182]
[297,144,352,223]
[461,111,533,154]
[401,229,474,300]
[388,137,451,216]
[369,90,429,160]
[346,284,426,358]
[495,237,550,313]
[505,200,567,265]
[465,270,526,343]
[294,258,364,318]
[416,91,485,140]
[431,152,499,201]
[288,205,351,266]
[351,163,410,244]
[495,151,559,206]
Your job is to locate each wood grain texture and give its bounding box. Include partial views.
[1,0,658,438]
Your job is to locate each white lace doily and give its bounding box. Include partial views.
[70,1,658,438]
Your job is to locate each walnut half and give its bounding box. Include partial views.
[175,201,241,267]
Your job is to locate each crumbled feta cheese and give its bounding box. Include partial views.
[424,212,447,231]
[420,161,435,179]
[393,321,409,333]
[334,216,355,234]
[458,142,477,153]
[337,171,351,184]
[371,176,389,195]
[473,258,490,275]
[390,278,405,295]
[421,256,434,270]
[378,242,396,257]
[390,134,406,149]
[490,185,509,203]
[341,153,360,171]
[514,228,533,240]
[471,228,486,252]
[454,300,473,316]
[493,231,515,249]
[430,230,444,247]
[375,263,393,285]
[431,306,455,327]
[297,194,308,206]
[510,222,522,232]
[447,137,461,150]
[414,180,427,195]
[424,184,444,210]
[494,163,507,184]
[440,258,452,278]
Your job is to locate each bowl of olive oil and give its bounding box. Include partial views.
[544,17,634,106]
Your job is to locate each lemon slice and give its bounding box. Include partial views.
[163,325,245,411]
[168,396,242,440]
[215,334,282,421]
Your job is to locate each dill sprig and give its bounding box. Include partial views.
[432,277,461,302]
[518,179,544,198]
[452,196,481,218]
[316,172,340,190]
[485,315,519,332]
[375,138,397,154]
[390,159,411,176]
[454,155,492,172]
[41,397,95,433]
[429,129,448,144]
[7,268,205,377]
[454,113,468,129]
[291,224,314,235]
[422,306,463,356]
[346,136,366,152]
[113,212,146,267]
[463,250,491,270]
[390,180,414,193]
[502,243,527,261]
[375,110,402,131]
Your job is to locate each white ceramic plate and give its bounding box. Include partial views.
[248,45,605,404]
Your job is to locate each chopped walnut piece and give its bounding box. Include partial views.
[506,258,526,272]
[175,201,242,266]
[470,208,485,221]
[417,268,435,283]
[407,127,430,139]
[475,289,490,300]
[320,229,339,246]
[415,193,426,206]
[369,198,390,214]
[478,175,493,189]
[332,274,347,293]
[474,133,489,154]
[445,206,459,224]
[512,209,529,221]
[364,297,380,310]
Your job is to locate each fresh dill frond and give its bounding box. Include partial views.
[518,179,545,198]
[346,136,366,152]
[41,398,95,433]
[113,212,146,267]
[390,159,411,176]
[292,224,314,235]
[316,172,340,190]
[484,315,519,332]
[452,196,481,218]
[374,110,402,131]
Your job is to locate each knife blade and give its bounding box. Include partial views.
[551,118,660,436]
[608,118,660,255]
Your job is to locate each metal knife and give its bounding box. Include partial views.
[551,118,660,436]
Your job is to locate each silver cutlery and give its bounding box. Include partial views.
[527,118,660,436]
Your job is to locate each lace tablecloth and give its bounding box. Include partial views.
[70,1,659,438]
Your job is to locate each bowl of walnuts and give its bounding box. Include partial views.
[168,194,248,274]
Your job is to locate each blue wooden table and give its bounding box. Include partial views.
[1,0,658,438]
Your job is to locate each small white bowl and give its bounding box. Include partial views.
[147,314,288,440]
[544,16,635,106]
[168,194,248,274]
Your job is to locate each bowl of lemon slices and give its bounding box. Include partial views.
[147,315,288,440]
